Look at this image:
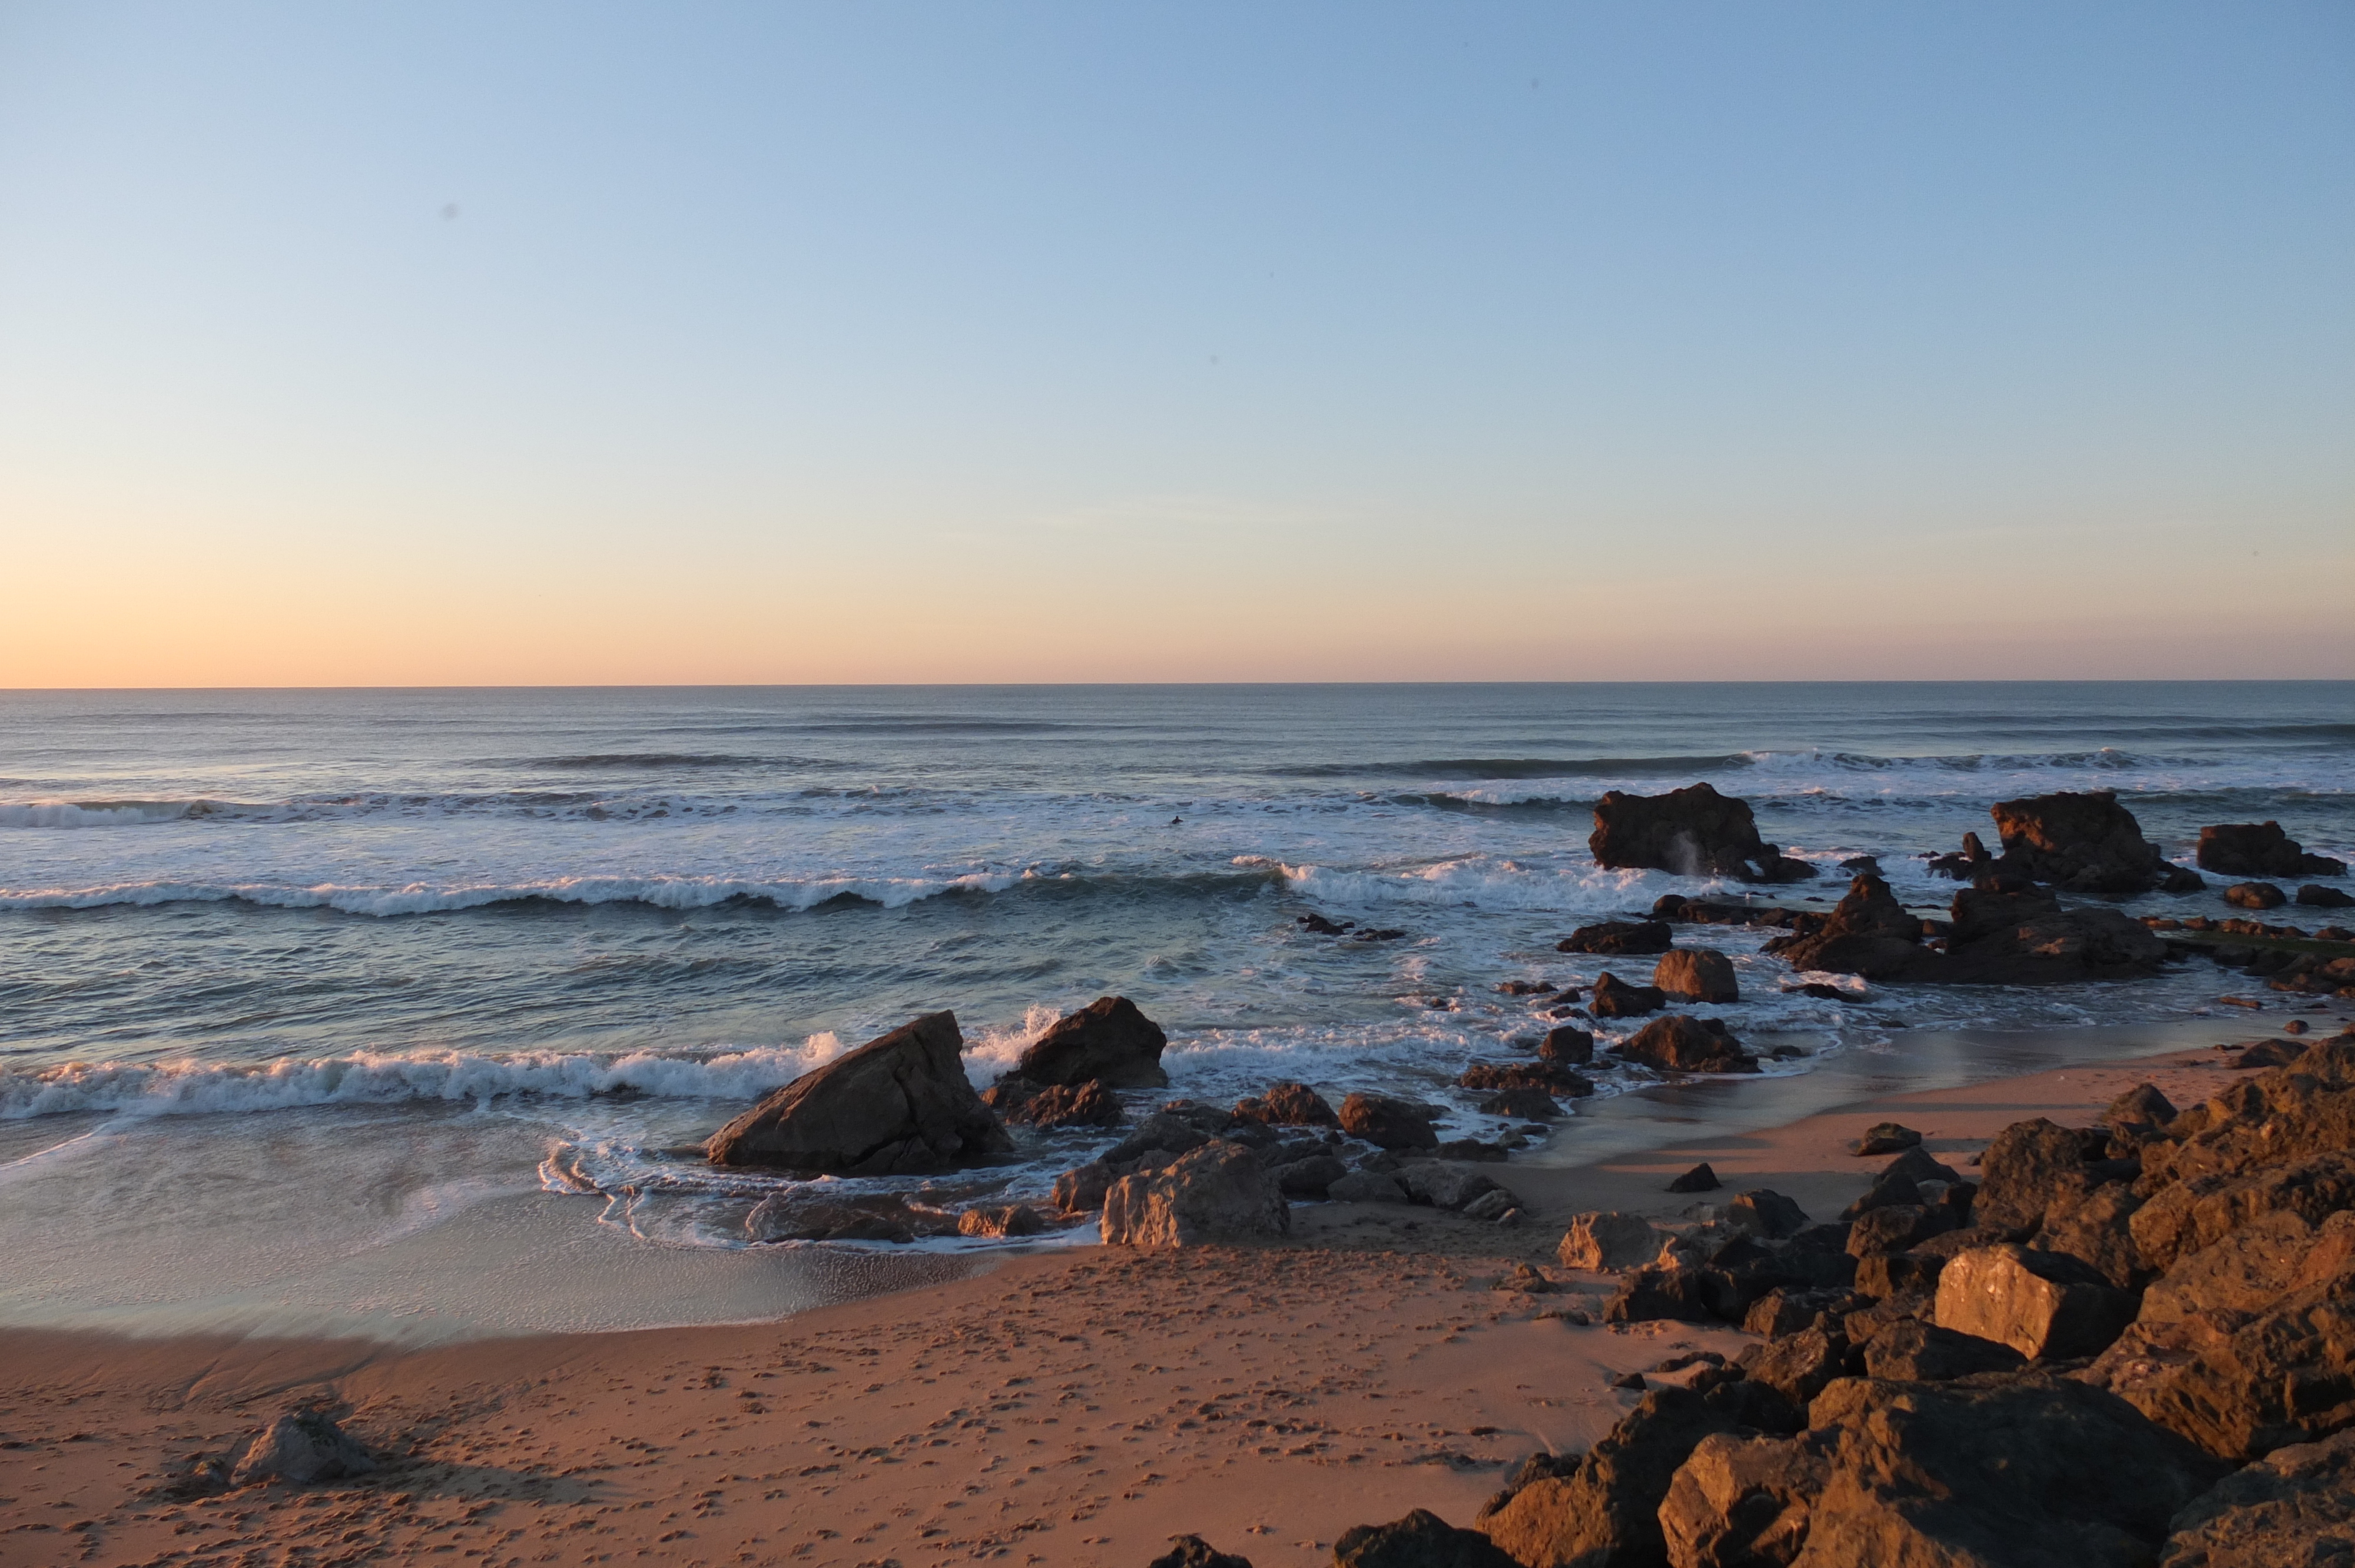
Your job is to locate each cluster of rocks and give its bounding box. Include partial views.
[1765,871,2172,986]
[2198,820,2347,880]
[1923,790,2207,895]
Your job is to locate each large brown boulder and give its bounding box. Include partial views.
[1590,972,1668,1017]
[1617,1015,1758,1074]
[1932,1244,2134,1360]
[1334,1509,1518,1568]
[1232,1081,1339,1127]
[2198,820,2346,880]
[1098,1141,1289,1248]
[1657,1374,2224,1568]
[1975,1117,2099,1234]
[1987,790,2204,895]
[1769,875,2166,986]
[1338,1091,1439,1150]
[705,1011,1013,1174]
[1478,1386,1756,1568]
[1013,996,1170,1088]
[2157,1428,2355,1567]
[1764,875,1933,980]
[1656,948,1740,1004]
[1589,782,1815,883]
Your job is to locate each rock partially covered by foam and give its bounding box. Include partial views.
[706,1010,1013,1175]
[1013,996,1170,1088]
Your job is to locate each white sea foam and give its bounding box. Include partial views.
[1278,856,1678,913]
[0,1039,846,1121]
[0,871,1026,915]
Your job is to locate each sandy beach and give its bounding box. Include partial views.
[0,1036,2274,1568]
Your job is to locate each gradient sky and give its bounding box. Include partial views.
[2,2,2349,685]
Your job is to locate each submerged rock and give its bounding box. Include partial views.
[1559,919,1676,956]
[1588,972,1667,1018]
[706,1011,1013,1175]
[1232,1081,1340,1127]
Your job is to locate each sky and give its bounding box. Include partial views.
[1,2,2349,685]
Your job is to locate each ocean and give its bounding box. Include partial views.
[2,682,2348,1340]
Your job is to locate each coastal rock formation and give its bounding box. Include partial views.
[230,1410,377,1487]
[1588,782,1815,883]
[706,1011,1014,1174]
[1558,1211,1667,1270]
[1558,919,1674,956]
[1333,1509,1518,1568]
[1539,1025,1596,1065]
[1481,1387,1759,1568]
[1933,1244,2135,1359]
[1985,790,2205,895]
[1232,1081,1339,1127]
[1013,996,1170,1088]
[1339,1091,1440,1150]
[955,1203,1046,1238]
[1655,948,1739,1004]
[1615,1015,1758,1074]
[1588,972,1667,1018]
[2198,821,2347,880]
[1098,1141,1289,1248]
[1004,1078,1123,1128]
[1849,1122,1922,1156]
[744,1191,955,1244]
[1147,1537,1256,1568]
[2225,882,2287,910]
[1766,873,2168,986]
[2157,1429,2355,1566]
[1726,1190,1810,1241]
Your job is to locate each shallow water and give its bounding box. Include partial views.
[1,682,2347,1337]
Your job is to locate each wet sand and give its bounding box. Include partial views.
[0,1026,2318,1568]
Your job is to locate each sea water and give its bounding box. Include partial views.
[1,683,2347,1338]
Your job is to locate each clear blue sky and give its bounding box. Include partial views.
[2,2,2349,683]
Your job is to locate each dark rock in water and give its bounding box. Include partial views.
[706,1011,1013,1174]
[1099,1141,1289,1248]
[1588,972,1667,1018]
[1051,1161,1114,1214]
[1616,1014,1757,1074]
[1588,781,1816,883]
[1478,1386,1754,1568]
[2298,883,2355,909]
[2158,1428,2355,1567]
[1926,830,1996,881]
[1774,873,2170,986]
[230,1410,376,1486]
[1858,1316,2026,1381]
[1667,1162,1720,1193]
[1654,947,1739,1004]
[2200,820,2347,880]
[2226,881,2289,911]
[1332,1509,1518,1568]
[1726,1189,1810,1240]
[1557,919,1674,956]
[1934,1243,2135,1359]
[1012,1078,1123,1129]
[1538,1024,1595,1065]
[1014,996,1169,1088]
[1849,1121,1923,1156]
[1839,855,1882,876]
[744,1191,948,1244]
[1232,1081,1340,1127]
[1147,1536,1255,1568]
[1338,1091,1439,1151]
[1785,980,1862,1001]
[1764,874,1936,980]
[956,1203,1046,1238]
[1478,1086,1565,1121]
[1458,1060,1593,1096]
[1104,1111,1214,1167]
[1297,911,1354,935]
[1660,1374,2224,1568]
[1989,789,2207,895]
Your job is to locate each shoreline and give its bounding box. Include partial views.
[0,1030,2294,1568]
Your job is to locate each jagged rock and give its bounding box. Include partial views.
[230,1410,376,1486]
[1232,1081,1340,1127]
[1934,1244,2135,1359]
[1618,1015,1757,1074]
[2137,1210,2320,1326]
[1743,1288,1863,1338]
[1268,1152,1349,1197]
[1104,1111,1213,1167]
[1723,1190,1809,1241]
[1338,1092,1439,1150]
[1148,1536,1255,1568]
[1590,972,1668,1018]
[2105,1082,2178,1134]
[2198,822,2347,881]
[1975,1117,2101,1234]
[1743,1326,1852,1406]
[1846,1204,1956,1258]
[956,1203,1046,1238]
[1560,919,1676,956]
[1669,1163,1722,1194]
[1011,1078,1124,1129]
[1334,1509,1518,1568]
[1765,875,1933,980]
[2225,882,2288,911]
[2032,1180,2145,1288]
[1540,1025,1597,1065]
[1858,1317,2026,1381]
[2138,1043,2355,1192]
[1478,1086,1565,1119]
[2158,1428,2355,1567]
[706,1011,1013,1174]
[1655,948,1740,1004]
[2300,884,2355,909]
[1559,1211,1668,1270]
[1841,1145,1967,1220]
[1768,872,2171,986]
[1991,790,2207,895]
[1606,1266,1718,1324]
[1478,1387,1758,1568]
[1099,1141,1289,1248]
[1587,782,1815,883]
[1014,996,1170,1088]
[1848,1122,1922,1157]
[1659,1429,1826,1568]
[1398,1162,1508,1211]
[1052,1161,1114,1214]
[1328,1170,1409,1204]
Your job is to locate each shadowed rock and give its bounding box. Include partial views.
[1989,790,2206,895]
[230,1410,376,1487]
[706,1011,1013,1174]
[1656,948,1740,1004]
[1099,1141,1289,1248]
[1588,782,1816,883]
[2198,820,2346,880]
[1014,996,1170,1088]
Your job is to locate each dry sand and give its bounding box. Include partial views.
[0,1042,2264,1568]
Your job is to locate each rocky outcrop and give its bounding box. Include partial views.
[1849,1122,1921,1156]
[1589,972,1667,1018]
[1933,1244,2135,1359]
[1540,1025,1596,1065]
[1147,1537,1255,1568]
[1098,1141,1289,1248]
[1333,1509,1517,1568]
[1559,1211,1667,1270]
[1338,1092,1439,1150]
[706,1011,1013,1174]
[2198,821,2346,880]
[1232,1081,1339,1127]
[1655,948,1739,1004]
[744,1190,954,1244]
[1589,782,1815,883]
[1985,790,2205,895]
[1559,919,1675,956]
[1001,1078,1123,1128]
[1013,996,1170,1088]
[1615,1015,1758,1074]
[2225,882,2287,911]
[1766,873,2168,986]
[2157,1428,2355,1567]
[230,1410,376,1487]
[956,1203,1046,1238]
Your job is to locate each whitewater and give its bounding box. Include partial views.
[1,682,2349,1337]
